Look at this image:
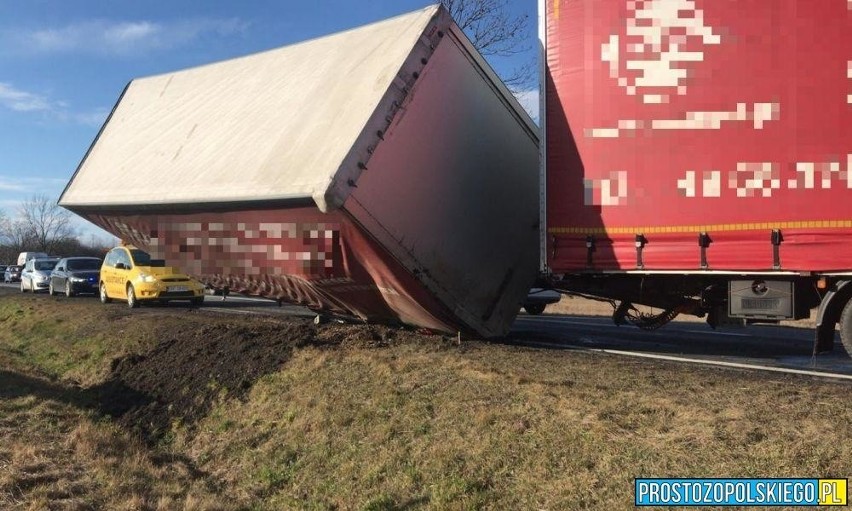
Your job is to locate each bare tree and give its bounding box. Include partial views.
[0,211,15,263]
[16,195,76,254]
[441,0,534,90]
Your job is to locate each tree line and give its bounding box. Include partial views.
[0,195,112,264]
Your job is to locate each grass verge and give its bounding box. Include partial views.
[0,290,850,509]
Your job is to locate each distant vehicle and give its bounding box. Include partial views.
[49,257,102,297]
[20,257,60,292]
[0,265,6,275]
[4,265,22,283]
[522,288,561,315]
[17,252,49,266]
[99,245,205,308]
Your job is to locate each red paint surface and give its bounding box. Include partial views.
[82,207,464,333]
[546,0,852,271]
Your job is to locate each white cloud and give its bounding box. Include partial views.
[0,82,52,112]
[0,180,72,222]
[0,176,67,196]
[11,18,249,57]
[71,108,111,128]
[513,89,540,125]
[0,181,25,192]
[0,80,110,126]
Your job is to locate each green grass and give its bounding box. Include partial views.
[1,291,852,509]
[0,296,149,384]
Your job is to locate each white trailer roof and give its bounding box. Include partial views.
[60,5,441,210]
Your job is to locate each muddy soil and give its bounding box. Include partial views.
[93,308,455,442]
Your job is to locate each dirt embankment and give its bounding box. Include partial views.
[91,308,455,442]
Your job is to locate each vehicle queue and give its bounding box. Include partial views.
[9,245,206,308]
[6,247,559,314]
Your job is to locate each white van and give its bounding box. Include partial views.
[17,252,49,266]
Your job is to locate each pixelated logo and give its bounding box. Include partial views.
[601,0,721,104]
[584,170,629,206]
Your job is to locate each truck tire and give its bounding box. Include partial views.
[524,303,546,315]
[839,298,852,358]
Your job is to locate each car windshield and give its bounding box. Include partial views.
[9,266,20,271]
[67,259,101,270]
[34,260,58,271]
[130,249,152,266]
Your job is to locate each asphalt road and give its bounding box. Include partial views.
[3,281,850,378]
[511,314,852,377]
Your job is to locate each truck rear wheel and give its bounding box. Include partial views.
[839,298,852,358]
[524,303,546,315]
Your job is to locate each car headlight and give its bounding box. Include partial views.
[69,277,87,283]
[138,273,158,283]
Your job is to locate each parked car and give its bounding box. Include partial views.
[521,288,562,315]
[20,257,60,292]
[99,245,205,308]
[4,265,22,283]
[49,257,102,297]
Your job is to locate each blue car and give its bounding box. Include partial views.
[48,257,102,297]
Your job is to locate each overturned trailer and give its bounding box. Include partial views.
[59,5,540,337]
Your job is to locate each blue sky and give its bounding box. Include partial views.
[0,1,538,242]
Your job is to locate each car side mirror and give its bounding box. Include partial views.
[115,262,127,270]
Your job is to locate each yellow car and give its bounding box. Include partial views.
[99,245,205,308]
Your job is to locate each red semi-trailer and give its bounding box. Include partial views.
[60,6,540,338]
[541,0,852,354]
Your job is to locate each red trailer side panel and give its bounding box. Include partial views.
[545,0,852,271]
[80,208,465,333]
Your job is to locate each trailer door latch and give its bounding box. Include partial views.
[771,229,783,270]
[698,232,712,270]
[586,235,596,268]
[635,233,647,270]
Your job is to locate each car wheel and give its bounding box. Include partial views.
[65,281,74,298]
[523,303,546,315]
[126,284,139,309]
[20,279,25,293]
[48,281,56,296]
[99,283,111,304]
